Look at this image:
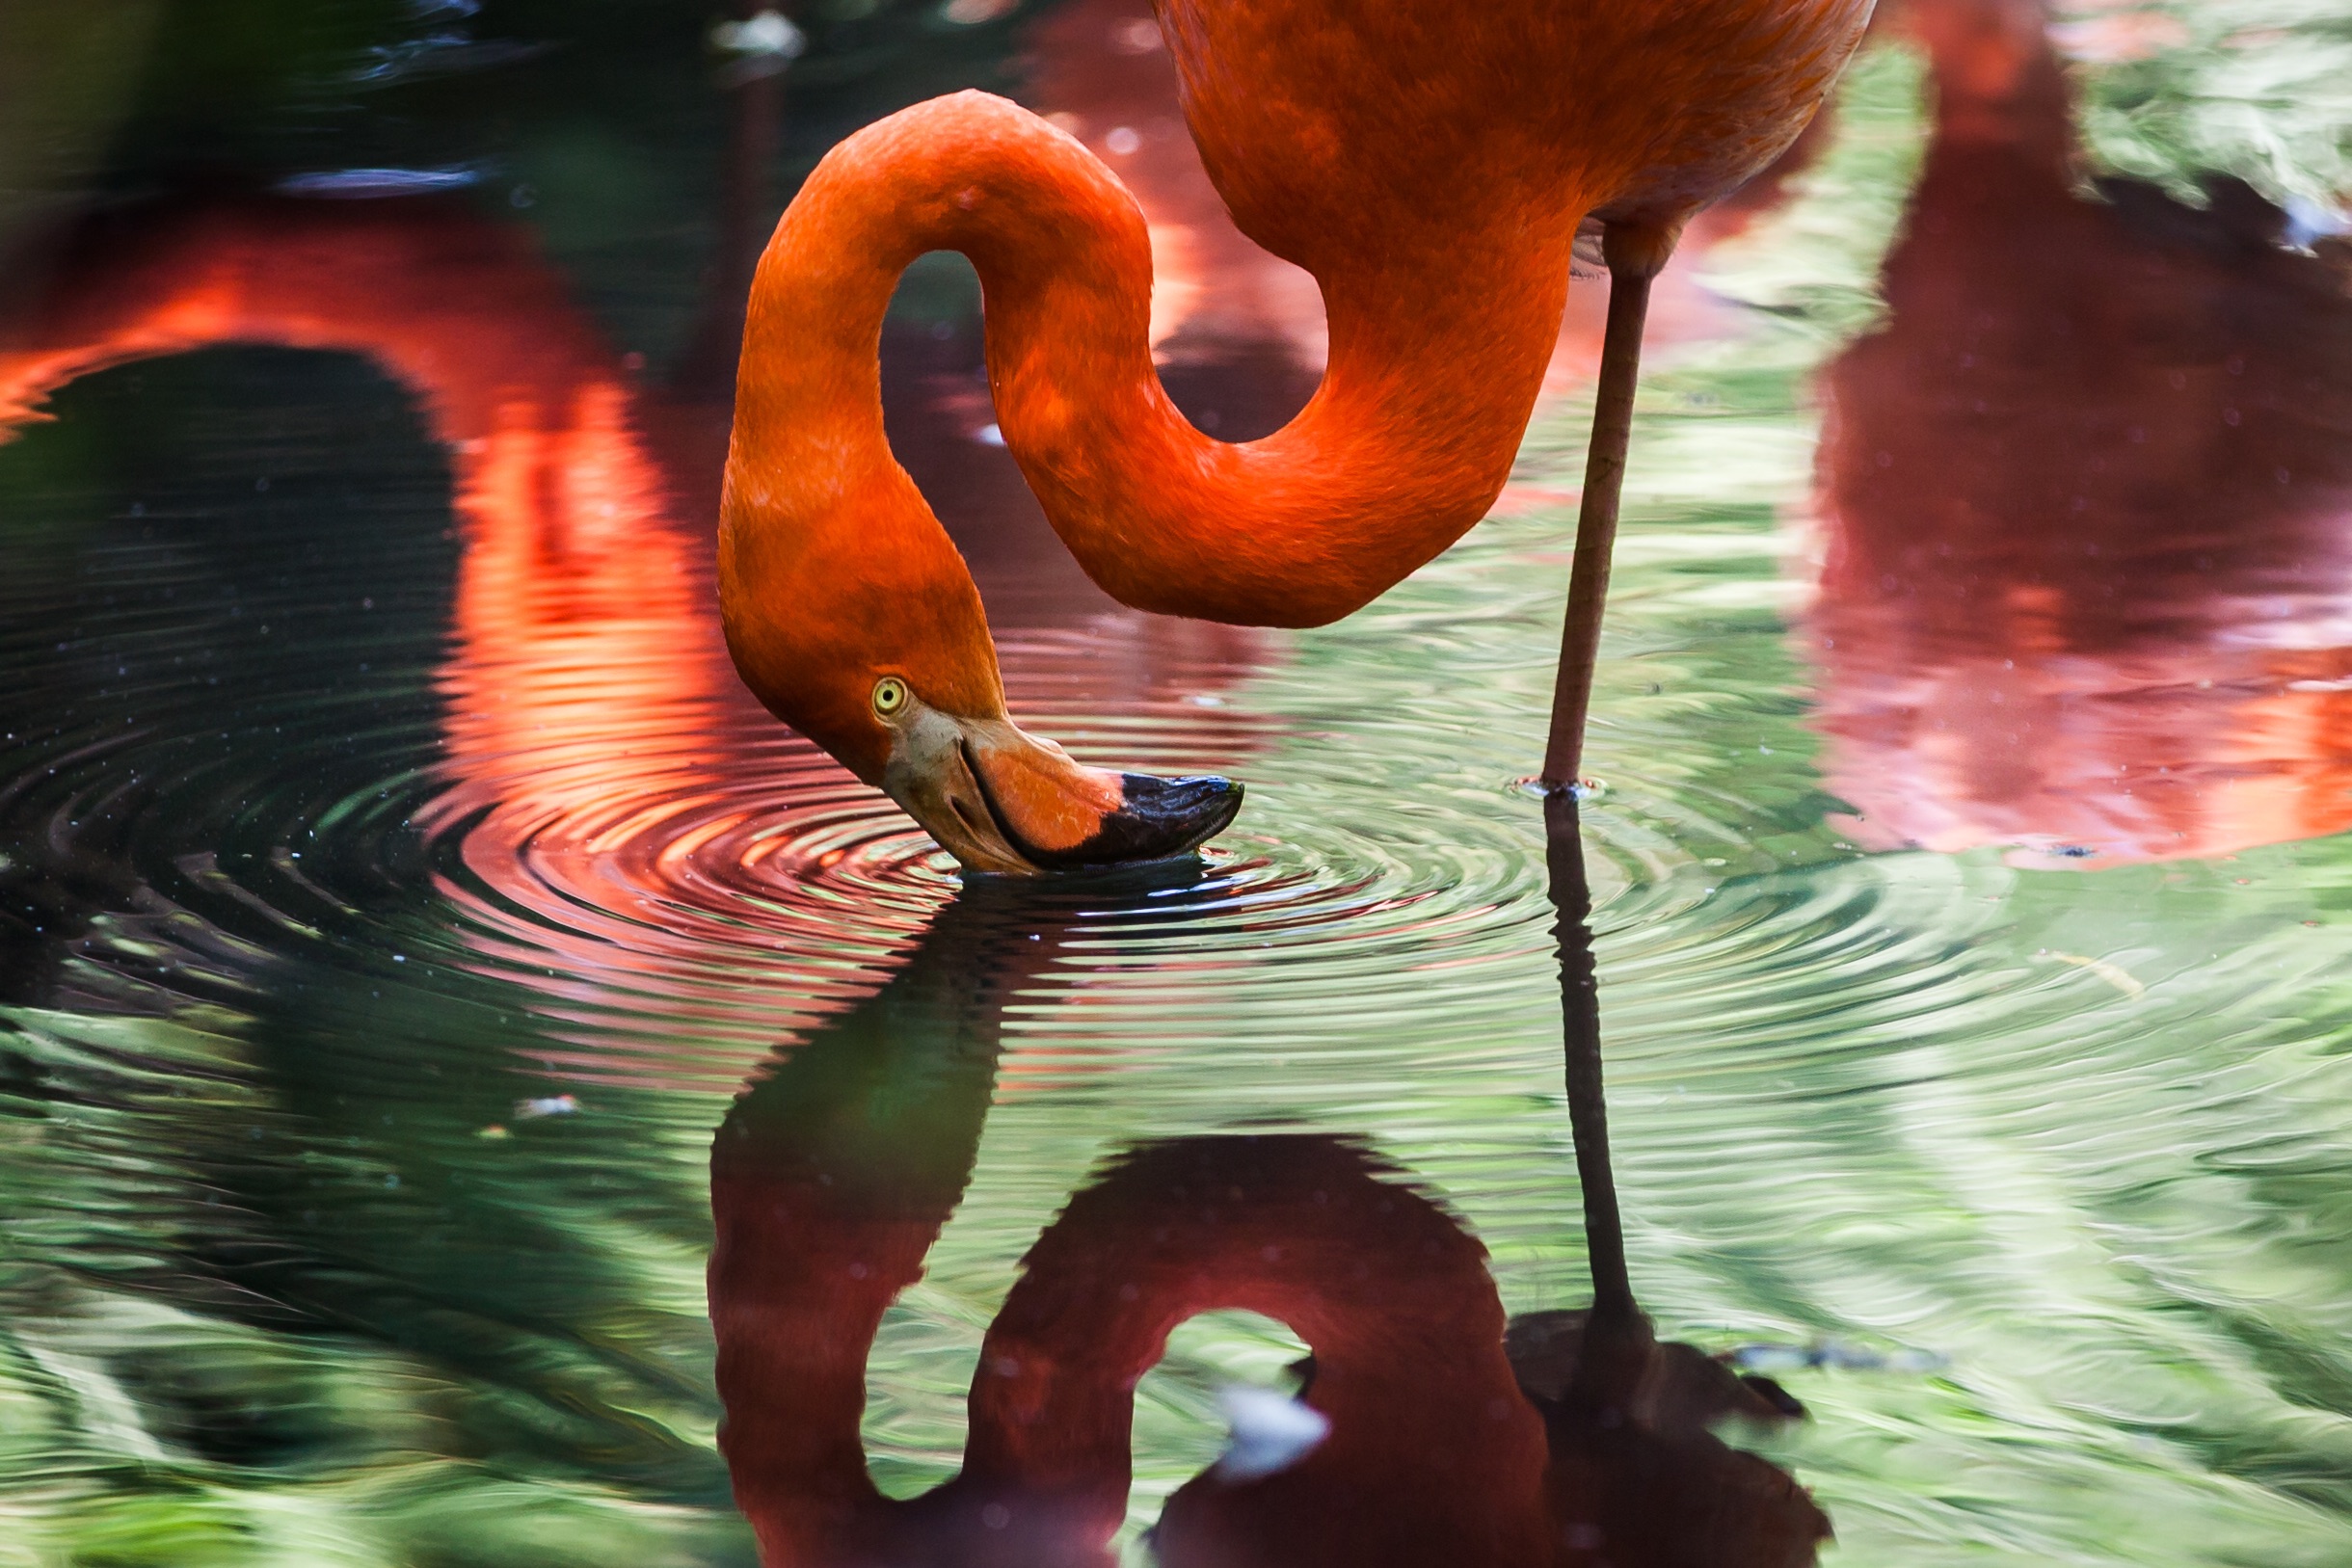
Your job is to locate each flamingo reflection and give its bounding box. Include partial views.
[708,851,1829,1565]
[1808,0,2352,865]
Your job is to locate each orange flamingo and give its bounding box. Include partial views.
[721,0,1876,872]
[1016,0,1838,498]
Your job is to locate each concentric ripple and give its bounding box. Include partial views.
[0,377,2220,1132]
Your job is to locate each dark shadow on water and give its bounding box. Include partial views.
[0,344,458,1008]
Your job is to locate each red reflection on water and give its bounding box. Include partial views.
[1807,0,2352,865]
[711,884,1828,1565]
[0,195,728,835]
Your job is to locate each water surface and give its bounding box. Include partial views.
[4,2,2351,1564]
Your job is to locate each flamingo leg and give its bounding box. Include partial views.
[1541,238,1668,789]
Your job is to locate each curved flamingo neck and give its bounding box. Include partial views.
[962,1137,1549,1550]
[723,92,1579,639]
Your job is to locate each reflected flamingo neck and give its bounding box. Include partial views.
[961,1140,1547,1521]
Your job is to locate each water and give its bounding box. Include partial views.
[4,2,2352,1563]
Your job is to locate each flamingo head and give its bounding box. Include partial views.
[868,679,1243,875]
[717,504,1241,873]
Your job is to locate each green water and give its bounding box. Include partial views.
[4,3,2352,1564]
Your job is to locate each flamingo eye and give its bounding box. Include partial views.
[871,677,910,717]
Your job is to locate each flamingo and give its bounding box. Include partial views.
[720,0,1876,872]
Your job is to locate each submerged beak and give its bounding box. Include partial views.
[880,703,1242,875]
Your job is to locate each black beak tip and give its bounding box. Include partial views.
[1051,772,1243,868]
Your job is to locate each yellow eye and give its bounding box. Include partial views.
[871,677,909,717]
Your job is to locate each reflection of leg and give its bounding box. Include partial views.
[1542,223,1675,788]
[1533,796,1831,1568]
[1543,789,1637,1336]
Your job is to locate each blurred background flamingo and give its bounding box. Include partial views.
[1807,0,2352,865]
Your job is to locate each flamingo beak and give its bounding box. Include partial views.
[880,700,1242,875]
